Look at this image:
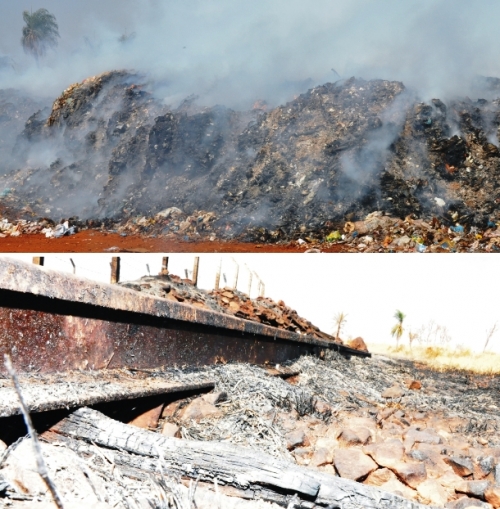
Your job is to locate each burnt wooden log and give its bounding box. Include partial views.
[50,407,435,508]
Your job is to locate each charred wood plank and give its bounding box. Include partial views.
[50,407,435,508]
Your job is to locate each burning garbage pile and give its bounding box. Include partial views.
[2,71,500,245]
[114,208,218,240]
[119,273,341,342]
[1,352,500,507]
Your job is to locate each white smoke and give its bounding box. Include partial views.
[1,0,500,108]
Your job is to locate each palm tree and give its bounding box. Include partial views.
[391,310,406,348]
[333,311,348,341]
[21,8,60,65]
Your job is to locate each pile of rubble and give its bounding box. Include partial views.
[1,352,500,507]
[3,72,500,243]
[119,274,340,342]
[210,288,336,340]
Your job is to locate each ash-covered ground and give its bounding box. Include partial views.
[2,71,500,242]
[1,352,500,507]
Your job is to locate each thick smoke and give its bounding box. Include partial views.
[2,0,500,223]
[2,0,500,107]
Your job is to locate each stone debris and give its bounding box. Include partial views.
[119,273,342,342]
[1,351,499,507]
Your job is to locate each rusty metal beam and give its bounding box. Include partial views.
[0,258,369,375]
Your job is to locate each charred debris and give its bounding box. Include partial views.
[1,349,500,507]
[2,71,500,248]
[0,262,499,507]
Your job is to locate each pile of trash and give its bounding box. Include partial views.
[113,208,218,241]
[0,88,47,166]
[318,211,500,252]
[119,273,340,342]
[0,216,78,239]
[3,71,500,242]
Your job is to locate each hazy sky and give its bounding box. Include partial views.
[5,253,500,353]
[2,0,500,106]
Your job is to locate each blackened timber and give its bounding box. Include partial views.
[0,258,369,375]
[50,408,434,509]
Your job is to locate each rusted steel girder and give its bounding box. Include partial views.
[0,258,369,375]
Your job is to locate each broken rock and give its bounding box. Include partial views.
[445,496,493,509]
[364,467,398,487]
[381,385,405,399]
[364,439,405,468]
[389,461,427,489]
[333,448,378,481]
[455,480,491,499]
[285,429,310,450]
[178,397,221,422]
[444,456,475,477]
[379,477,418,500]
[128,403,163,429]
[339,426,372,446]
[484,486,500,508]
[346,337,368,352]
[417,479,449,507]
[161,422,181,438]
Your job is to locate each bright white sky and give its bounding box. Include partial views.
[4,253,499,353]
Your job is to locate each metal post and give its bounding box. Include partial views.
[247,270,253,296]
[253,272,261,297]
[214,258,221,290]
[260,282,265,297]
[70,258,76,274]
[233,263,239,290]
[160,256,169,275]
[192,257,199,287]
[111,257,120,284]
[32,257,44,266]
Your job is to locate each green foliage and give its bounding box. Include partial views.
[21,8,60,63]
[391,309,405,347]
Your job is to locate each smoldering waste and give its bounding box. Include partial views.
[2,71,500,250]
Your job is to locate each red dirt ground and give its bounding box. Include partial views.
[0,230,346,253]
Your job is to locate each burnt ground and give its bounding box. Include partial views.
[0,352,499,507]
[1,71,500,248]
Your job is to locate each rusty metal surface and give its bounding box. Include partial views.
[0,258,325,344]
[0,258,369,375]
